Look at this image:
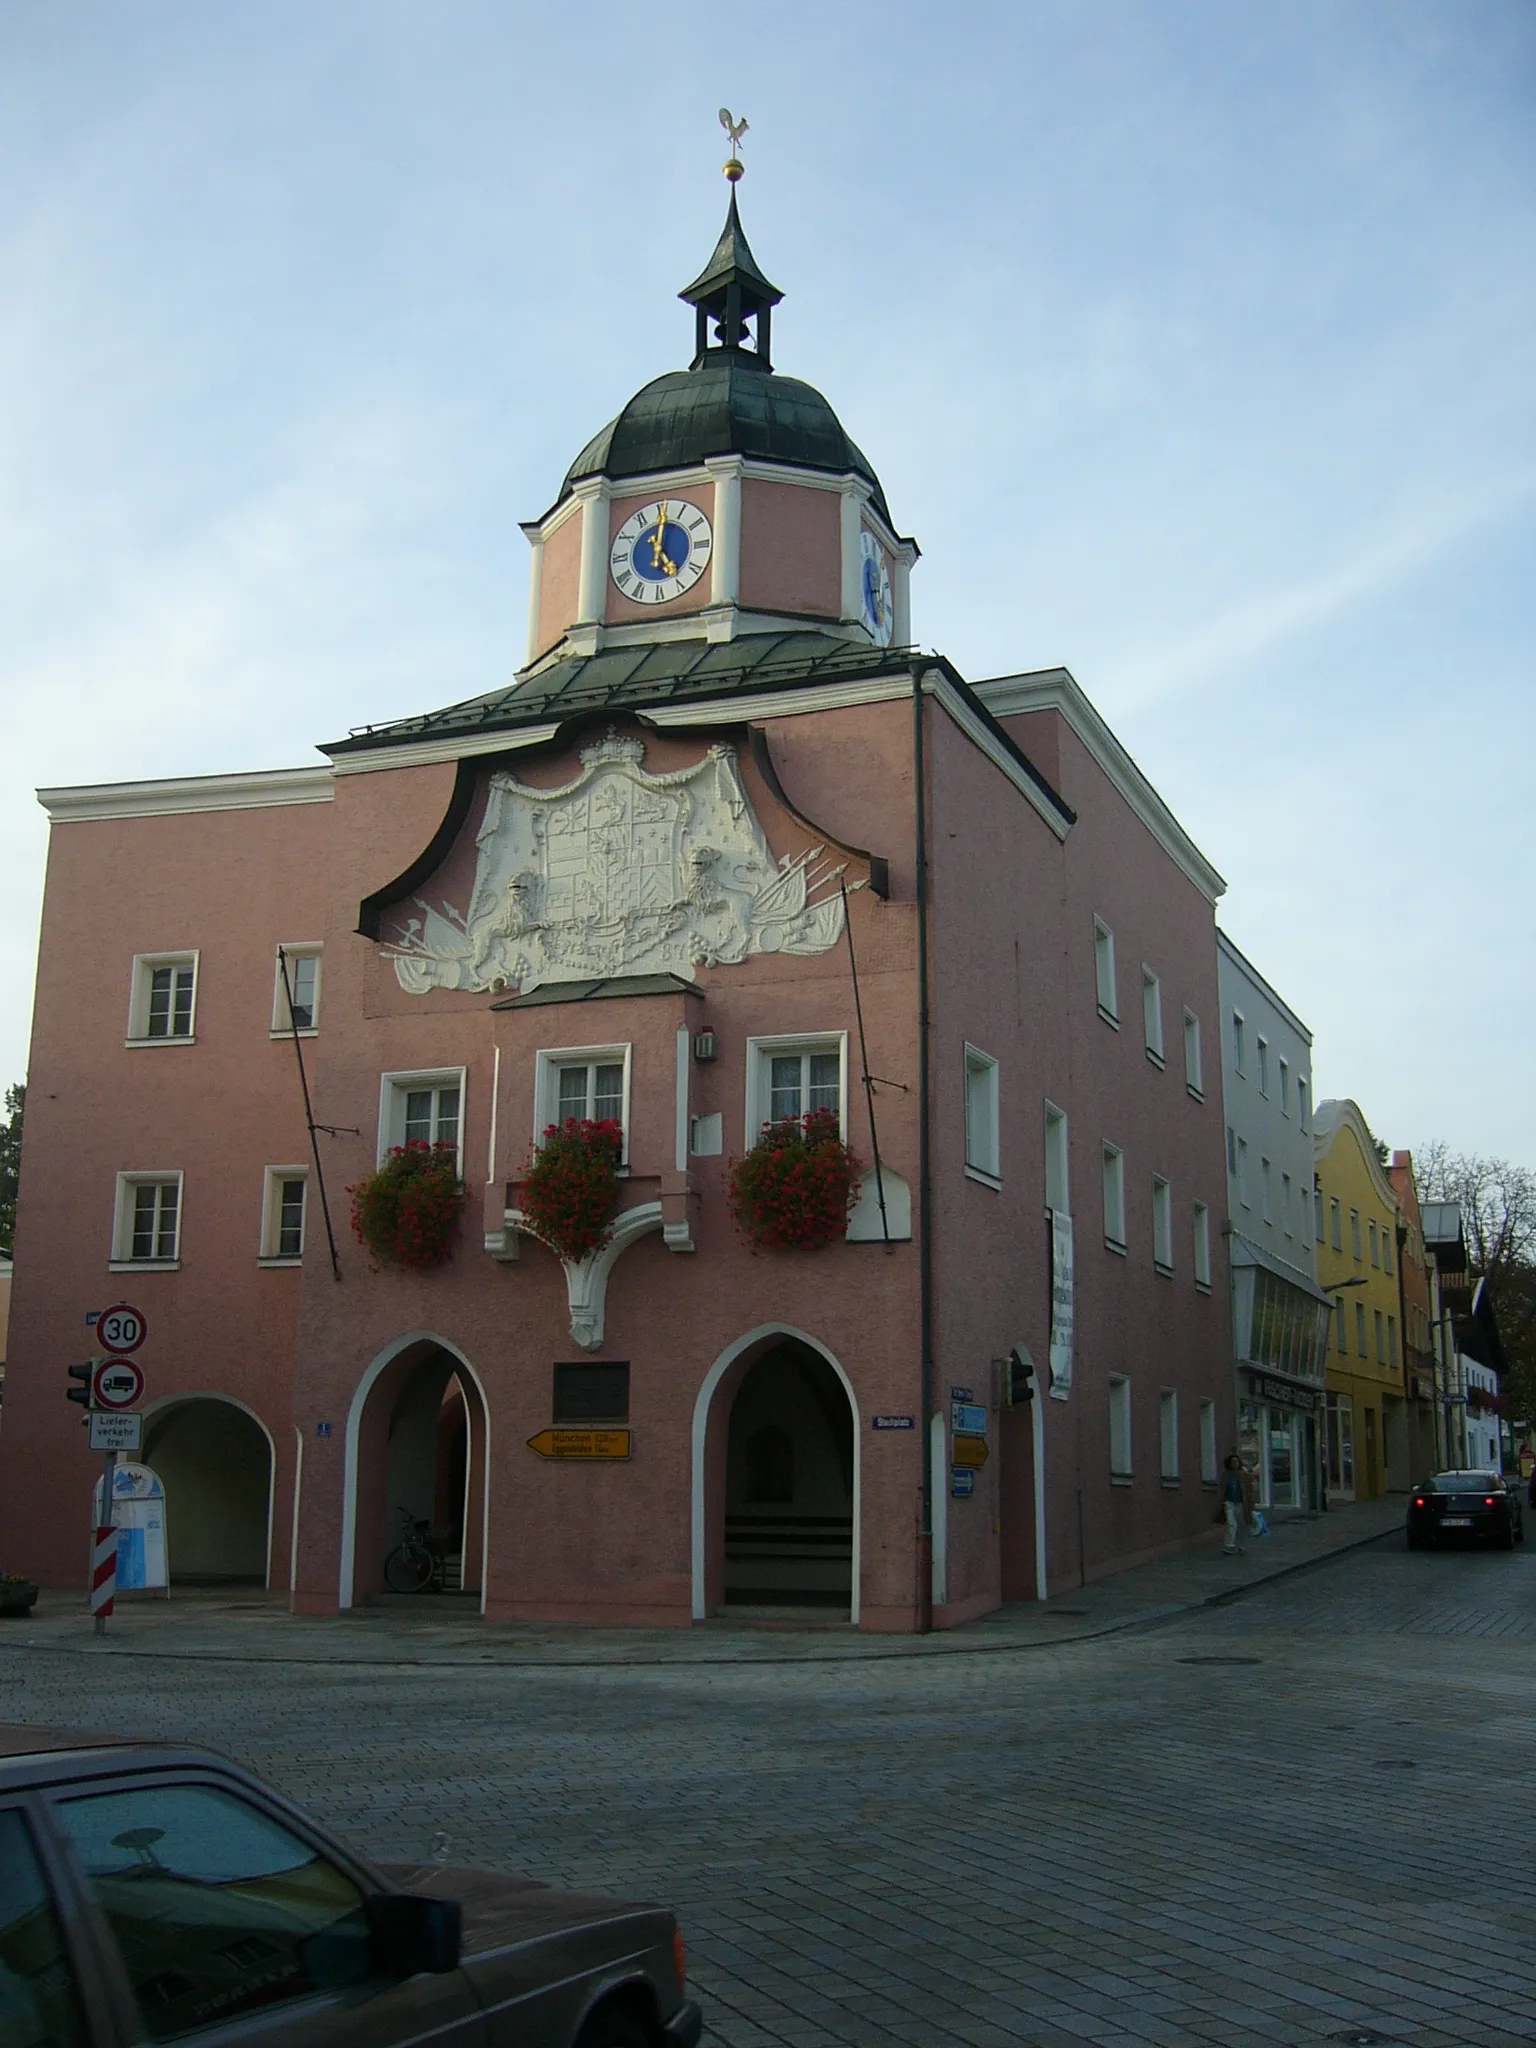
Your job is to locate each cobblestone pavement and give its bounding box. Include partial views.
[2,1532,1533,2048]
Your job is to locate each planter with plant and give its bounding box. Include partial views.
[728,1107,860,1252]
[518,1118,624,1264]
[0,1574,38,1617]
[348,1141,467,1270]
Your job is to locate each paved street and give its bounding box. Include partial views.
[3,1530,1533,2048]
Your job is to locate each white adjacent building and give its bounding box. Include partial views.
[1216,932,1333,1510]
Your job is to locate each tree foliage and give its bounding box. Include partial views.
[0,1083,23,1255]
[1414,1142,1536,1424]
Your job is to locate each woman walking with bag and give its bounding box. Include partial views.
[1220,1452,1257,1555]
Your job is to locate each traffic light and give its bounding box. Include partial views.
[67,1363,94,1410]
[1003,1346,1036,1406]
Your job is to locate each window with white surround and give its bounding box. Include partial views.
[1101,1143,1126,1251]
[1374,1309,1385,1364]
[1159,1390,1179,1480]
[1109,1376,1132,1478]
[1388,1316,1398,1369]
[1236,1137,1250,1208]
[1335,1297,1347,1352]
[1183,1009,1203,1098]
[1199,1398,1218,1483]
[1193,1201,1212,1290]
[1260,1156,1272,1224]
[1297,1077,1308,1131]
[745,1033,847,1146]
[1314,1183,1324,1242]
[259,1167,308,1263]
[272,945,322,1034]
[1355,1300,1368,1356]
[1093,919,1118,1024]
[1382,1227,1394,1277]
[535,1044,631,1160]
[379,1068,466,1169]
[127,952,198,1044]
[1142,969,1164,1065]
[1369,1219,1379,1267]
[1350,1208,1362,1260]
[963,1046,1001,1184]
[1281,1171,1293,1236]
[1232,1010,1246,1075]
[1279,1058,1290,1114]
[1044,1101,1070,1216]
[112,1172,183,1268]
[1151,1176,1172,1274]
[1330,1196,1342,1250]
[1257,1037,1270,1097]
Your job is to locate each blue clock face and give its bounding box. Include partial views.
[610,499,714,605]
[859,530,893,646]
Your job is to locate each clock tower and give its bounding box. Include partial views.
[520,167,917,672]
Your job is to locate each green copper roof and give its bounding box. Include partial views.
[679,192,783,315]
[560,358,890,524]
[327,632,905,757]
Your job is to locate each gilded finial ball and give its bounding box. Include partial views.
[724,155,744,182]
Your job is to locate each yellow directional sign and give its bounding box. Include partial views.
[951,1434,989,1469]
[525,1428,631,1461]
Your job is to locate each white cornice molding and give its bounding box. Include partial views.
[524,459,912,543]
[1216,928,1313,1044]
[39,767,334,823]
[924,674,1071,840]
[975,668,1225,903]
[329,722,563,776]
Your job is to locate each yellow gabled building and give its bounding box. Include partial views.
[1313,1100,1408,1499]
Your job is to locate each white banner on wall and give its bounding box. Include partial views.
[1049,1210,1074,1398]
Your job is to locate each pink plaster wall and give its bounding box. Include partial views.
[0,797,335,1593]
[737,479,842,620]
[533,509,583,659]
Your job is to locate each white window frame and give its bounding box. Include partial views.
[1297,1077,1309,1132]
[1256,1036,1270,1098]
[1369,1218,1379,1268]
[271,944,323,1037]
[535,1043,633,1164]
[1151,1175,1173,1275]
[1044,1100,1070,1217]
[126,950,200,1046]
[1109,1375,1133,1480]
[1199,1398,1218,1484]
[1093,918,1118,1026]
[1236,1136,1250,1209]
[378,1067,468,1171]
[1159,1389,1180,1481]
[1231,1009,1246,1076]
[1330,1195,1342,1251]
[1141,968,1164,1067]
[1260,1156,1272,1225]
[1374,1309,1385,1364]
[1355,1300,1368,1357]
[1101,1142,1127,1253]
[259,1165,309,1266]
[1350,1207,1362,1261]
[963,1044,1001,1187]
[1281,1171,1293,1238]
[745,1032,848,1148]
[1383,1226,1394,1277]
[1182,1009,1203,1100]
[1193,1200,1212,1292]
[1278,1058,1290,1115]
[111,1171,184,1271]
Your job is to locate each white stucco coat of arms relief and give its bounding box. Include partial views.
[387,732,854,996]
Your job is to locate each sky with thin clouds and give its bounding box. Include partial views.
[2,2,1532,1160]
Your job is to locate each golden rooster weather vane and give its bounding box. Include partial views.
[719,107,748,183]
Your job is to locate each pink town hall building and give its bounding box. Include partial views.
[1,190,1233,1628]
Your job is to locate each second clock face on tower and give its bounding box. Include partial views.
[610,499,714,605]
[860,529,893,646]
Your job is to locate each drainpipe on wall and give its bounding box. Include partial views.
[912,660,935,1632]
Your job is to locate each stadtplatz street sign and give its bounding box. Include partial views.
[92,1358,145,1410]
[96,1304,148,1355]
[525,1429,631,1460]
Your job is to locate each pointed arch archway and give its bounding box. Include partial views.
[340,1333,491,1613]
[139,1394,277,1586]
[691,1323,861,1624]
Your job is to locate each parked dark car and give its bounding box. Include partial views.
[1405,1471,1525,1550]
[0,1723,701,2046]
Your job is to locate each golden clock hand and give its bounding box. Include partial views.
[650,502,669,568]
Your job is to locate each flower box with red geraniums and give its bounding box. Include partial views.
[519,1118,623,1264]
[728,1108,860,1252]
[348,1141,467,1271]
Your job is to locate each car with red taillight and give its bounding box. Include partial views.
[1406,1471,1525,1550]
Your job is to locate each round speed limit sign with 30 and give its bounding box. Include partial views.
[97,1305,148,1354]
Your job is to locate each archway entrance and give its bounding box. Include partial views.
[140,1399,273,1585]
[722,1340,854,1611]
[345,1338,488,1609]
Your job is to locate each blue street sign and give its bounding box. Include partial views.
[315,1421,333,1439]
[949,1385,973,1402]
[951,1401,987,1437]
[950,1468,976,1497]
[871,1414,915,1430]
